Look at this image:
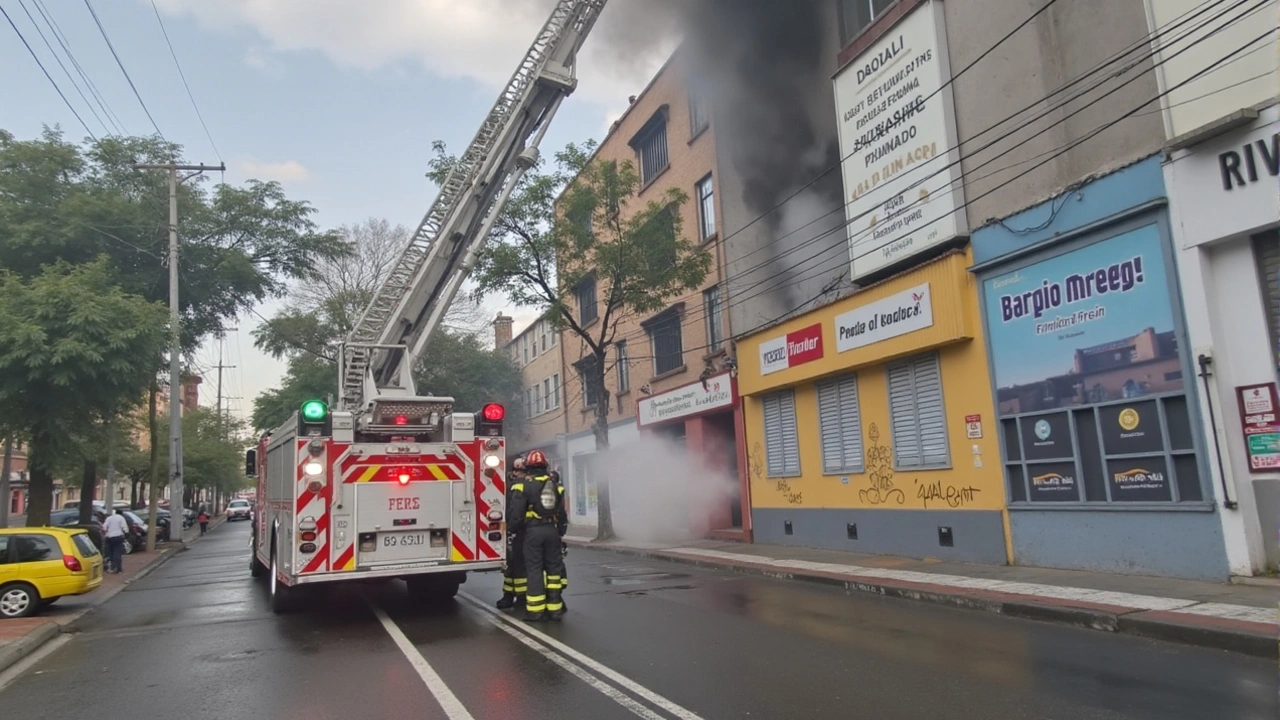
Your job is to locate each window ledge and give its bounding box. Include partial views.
[892,463,953,472]
[1007,501,1217,513]
[766,473,802,480]
[700,231,719,247]
[639,164,671,194]
[701,348,727,363]
[616,389,631,398]
[823,469,866,478]
[650,365,688,383]
[688,124,710,146]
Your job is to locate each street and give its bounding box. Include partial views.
[0,521,1273,720]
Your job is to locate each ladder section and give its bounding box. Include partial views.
[341,0,607,413]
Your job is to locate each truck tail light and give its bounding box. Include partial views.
[63,554,82,572]
[398,471,411,485]
[300,531,317,542]
[487,509,503,522]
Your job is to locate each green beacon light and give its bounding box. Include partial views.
[301,399,328,422]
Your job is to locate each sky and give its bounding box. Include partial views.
[0,0,674,422]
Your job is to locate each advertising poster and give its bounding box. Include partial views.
[1237,383,1280,472]
[983,225,1182,416]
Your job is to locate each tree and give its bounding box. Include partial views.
[0,259,169,526]
[252,217,503,432]
[154,408,251,508]
[414,331,525,439]
[426,141,713,540]
[0,127,352,528]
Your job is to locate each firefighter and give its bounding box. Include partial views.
[497,456,528,610]
[510,450,567,622]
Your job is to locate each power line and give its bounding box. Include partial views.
[149,0,221,162]
[32,0,127,135]
[597,0,1265,356]
[1,2,97,140]
[82,0,166,141]
[601,16,1273,365]
[16,0,111,136]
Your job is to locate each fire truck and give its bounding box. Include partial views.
[244,0,607,613]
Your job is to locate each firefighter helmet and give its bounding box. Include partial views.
[525,450,548,469]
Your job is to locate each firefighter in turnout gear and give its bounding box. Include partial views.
[509,450,567,622]
[496,456,529,610]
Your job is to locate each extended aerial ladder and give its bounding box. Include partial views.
[339,0,607,435]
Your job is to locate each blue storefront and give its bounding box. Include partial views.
[970,154,1230,581]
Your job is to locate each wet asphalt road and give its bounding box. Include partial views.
[1,521,1274,720]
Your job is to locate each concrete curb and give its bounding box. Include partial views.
[567,538,1278,658]
[0,622,59,675]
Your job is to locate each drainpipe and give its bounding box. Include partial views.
[1197,353,1239,510]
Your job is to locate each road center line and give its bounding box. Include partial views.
[460,605,668,720]
[458,591,708,720]
[369,601,476,720]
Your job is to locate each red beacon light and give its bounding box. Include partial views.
[397,472,411,485]
[482,403,505,422]
[393,415,409,426]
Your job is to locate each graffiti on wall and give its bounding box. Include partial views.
[752,441,803,505]
[859,423,905,505]
[914,479,982,508]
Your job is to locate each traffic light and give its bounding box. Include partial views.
[298,398,332,436]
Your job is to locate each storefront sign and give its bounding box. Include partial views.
[833,0,966,280]
[1099,401,1164,456]
[1107,458,1173,502]
[1166,111,1280,249]
[1019,412,1073,461]
[834,283,934,352]
[1237,382,1280,472]
[637,372,736,427]
[983,224,1182,415]
[759,323,824,375]
[965,414,983,439]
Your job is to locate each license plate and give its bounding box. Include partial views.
[381,533,428,548]
[92,565,100,579]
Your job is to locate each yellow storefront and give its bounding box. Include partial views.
[738,249,1011,564]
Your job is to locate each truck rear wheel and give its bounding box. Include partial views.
[406,573,463,605]
[250,530,267,578]
[268,544,296,614]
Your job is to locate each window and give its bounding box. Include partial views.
[576,278,598,325]
[578,356,601,407]
[838,0,898,46]
[689,88,710,136]
[703,286,724,352]
[887,353,950,468]
[13,533,58,563]
[645,309,684,376]
[696,174,716,240]
[548,374,561,409]
[522,335,529,365]
[633,116,669,185]
[817,374,865,473]
[762,390,800,477]
[540,322,549,353]
[531,330,540,358]
[0,535,7,565]
[616,342,630,393]
[524,388,533,418]
[551,326,558,347]
[534,384,544,415]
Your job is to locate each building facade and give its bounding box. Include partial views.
[497,312,568,466]
[559,48,747,538]
[1146,0,1280,575]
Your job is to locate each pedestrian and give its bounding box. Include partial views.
[198,509,209,536]
[509,450,567,622]
[496,456,528,610]
[102,508,130,574]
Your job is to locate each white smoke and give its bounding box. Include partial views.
[596,433,740,545]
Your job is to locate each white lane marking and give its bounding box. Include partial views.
[369,601,476,720]
[664,548,1203,612]
[459,605,667,720]
[459,592,708,720]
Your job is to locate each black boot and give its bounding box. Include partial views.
[522,609,545,622]
[547,590,566,621]
[496,592,517,610]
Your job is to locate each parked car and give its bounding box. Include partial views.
[48,509,105,551]
[0,527,104,618]
[226,499,252,521]
[131,509,172,542]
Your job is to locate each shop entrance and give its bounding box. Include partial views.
[704,411,742,529]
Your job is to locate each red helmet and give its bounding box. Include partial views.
[525,450,548,469]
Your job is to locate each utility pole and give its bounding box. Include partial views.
[131,161,225,550]
[214,328,236,514]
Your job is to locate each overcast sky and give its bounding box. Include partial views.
[1,0,673,421]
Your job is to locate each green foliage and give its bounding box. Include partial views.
[0,127,353,352]
[252,354,337,433]
[414,330,525,437]
[0,259,169,524]
[154,408,251,495]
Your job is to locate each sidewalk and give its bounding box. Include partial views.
[0,513,228,674]
[565,532,1278,658]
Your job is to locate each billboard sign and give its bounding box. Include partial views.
[759,323,824,376]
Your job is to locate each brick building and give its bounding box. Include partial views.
[497,312,568,466]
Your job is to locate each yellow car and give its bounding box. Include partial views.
[0,527,104,618]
